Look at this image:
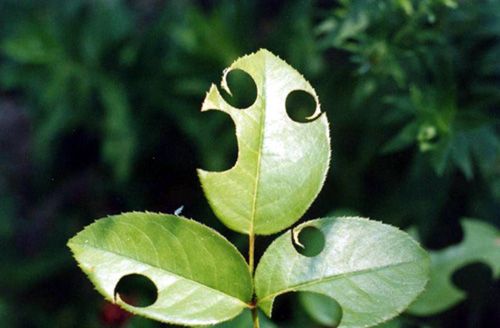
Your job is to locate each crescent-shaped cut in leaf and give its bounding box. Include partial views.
[254,217,429,328]
[67,212,252,326]
[197,49,330,235]
[408,219,500,316]
[299,292,343,327]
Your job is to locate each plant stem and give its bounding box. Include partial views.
[251,305,260,328]
[249,233,259,327]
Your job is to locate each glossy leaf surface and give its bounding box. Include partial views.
[255,217,429,328]
[67,212,252,325]
[198,49,330,235]
[408,219,500,315]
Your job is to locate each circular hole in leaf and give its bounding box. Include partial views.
[452,262,494,297]
[423,219,463,251]
[293,226,325,257]
[299,292,343,327]
[200,110,238,172]
[220,69,257,109]
[270,292,295,323]
[286,90,318,123]
[114,274,158,307]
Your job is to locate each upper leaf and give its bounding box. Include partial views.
[198,49,330,235]
[254,217,429,328]
[408,219,500,315]
[67,212,252,326]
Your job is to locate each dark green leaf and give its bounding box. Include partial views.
[408,219,500,315]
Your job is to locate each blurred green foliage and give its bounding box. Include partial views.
[408,219,499,317]
[0,0,498,327]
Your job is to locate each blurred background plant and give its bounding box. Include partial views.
[0,0,498,327]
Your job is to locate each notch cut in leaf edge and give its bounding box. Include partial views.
[292,225,326,257]
[286,89,322,122]
[219,68,258,109]
[218,50,323,122]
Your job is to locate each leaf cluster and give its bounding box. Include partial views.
[1,1,498,327]
[68,50,429,328]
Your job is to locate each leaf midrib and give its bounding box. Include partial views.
[70,241,251,307]
[258,257,426,303]
[248,57,267,236]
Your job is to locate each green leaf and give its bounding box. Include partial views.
[408,219,500,315]
[198,49,330,235]
[67,212,252,326]
[0,23,61,64]
[255,217,429,328]
[397,0,414,15]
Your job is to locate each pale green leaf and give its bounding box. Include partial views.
[255,217,429,328]
[408,219,500,315]
[198,49,330,235]
[67,212,252,326]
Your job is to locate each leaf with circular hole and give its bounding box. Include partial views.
[408,219,500,316]
[198,49,330,235]
[254,217,429,328]
[67,212,252,326]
